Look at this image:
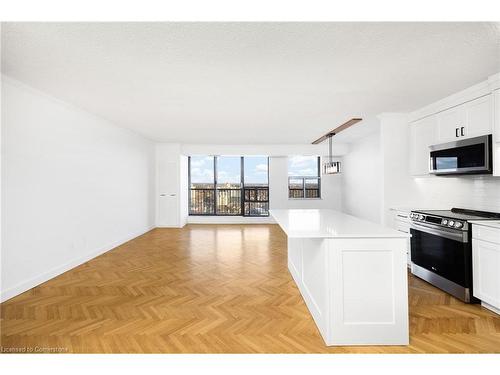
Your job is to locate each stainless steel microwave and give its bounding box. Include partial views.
[429,134,492,175]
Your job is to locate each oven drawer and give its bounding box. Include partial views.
[472,224,500,244]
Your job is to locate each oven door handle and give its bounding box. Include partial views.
[410,222,468,243]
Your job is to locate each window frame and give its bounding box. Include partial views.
[188,156,270,217]
[287,156,321,200]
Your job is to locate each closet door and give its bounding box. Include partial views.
[158,160,179,227]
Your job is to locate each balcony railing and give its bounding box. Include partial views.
[189,186,269,216]
[189,189,215,215]
[243,187,269,217]
[216,189,242,215]
[288,176,321,199]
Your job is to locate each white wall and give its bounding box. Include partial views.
[340,129,383,223]
[379,113,418,224]
[1,77,155,301]
[269,156,342,211]
[179,155,189,227]
[181,143,349,157]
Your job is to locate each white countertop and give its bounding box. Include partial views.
[469,220,500,230]
[389,207,415,213]
[389,207,448,213]
[270,209,410,239]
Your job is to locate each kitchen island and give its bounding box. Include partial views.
[270,209,410,346]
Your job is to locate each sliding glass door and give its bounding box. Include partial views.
[188,156,269,217]
[216,156,242,215]
[243,156,269,216]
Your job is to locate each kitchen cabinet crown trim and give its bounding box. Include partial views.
[488,72,500,91]
[409,82,490,123]
[409,72,500,123]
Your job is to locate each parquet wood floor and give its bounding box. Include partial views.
[1,225,499,353]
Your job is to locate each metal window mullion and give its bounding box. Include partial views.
[317,156,321,198]
[266,157,270,210]
[214,155,217,215]
[188,156,192,214]
[241,156,245,216]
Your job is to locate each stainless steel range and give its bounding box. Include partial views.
[409,207,500,303]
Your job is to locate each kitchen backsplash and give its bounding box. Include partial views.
[413,175,500,213]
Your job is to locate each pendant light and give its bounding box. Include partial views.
[312,118,362,175]
[323,134,341,174]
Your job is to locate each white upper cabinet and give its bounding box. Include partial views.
[464,95,493,138]
[410,115,437,176]
[437,95,492,143]
[437,105,465,143]
[409,73,499,177]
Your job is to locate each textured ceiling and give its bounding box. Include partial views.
[2,22,500,144]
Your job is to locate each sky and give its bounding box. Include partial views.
[287,155,319,176]
[190,156,268,184]
[190,155,319,184]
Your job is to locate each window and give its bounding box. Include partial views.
[243,156,269,216]
[216,156,241,215]
[189,156,215,214]
[288,156,321,199]
[189,156,269,217]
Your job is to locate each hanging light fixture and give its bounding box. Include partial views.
[312,118,362,175]
[323,134,341,174]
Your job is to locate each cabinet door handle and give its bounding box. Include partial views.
[461,127,465,136]
[456,128,459,137]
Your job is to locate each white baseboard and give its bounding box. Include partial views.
[481,301,500,315]
[0,225,155,302]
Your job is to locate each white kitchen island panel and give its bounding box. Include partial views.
[272,209,409,346]
[329,237,409,345]
[288,238,329,342]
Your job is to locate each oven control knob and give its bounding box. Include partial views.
[442,219,448,225]
[448,220,455,227]
[455,221,463,228]
[418,214,424,220]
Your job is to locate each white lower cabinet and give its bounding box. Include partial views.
[472,223,500,315]
[390,209,412,266]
